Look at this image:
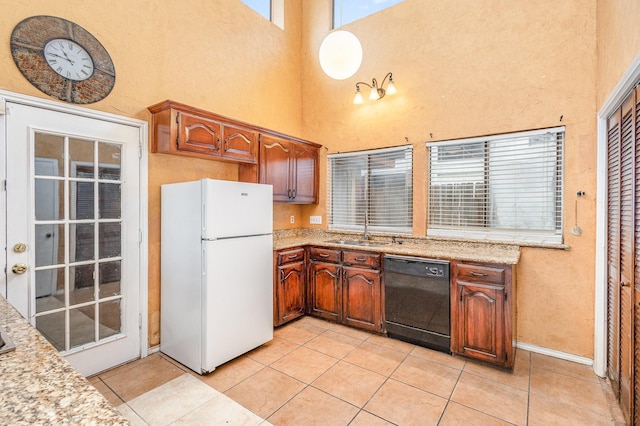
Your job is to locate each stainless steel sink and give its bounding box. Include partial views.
[327,239,386,247]
[0,326,16,355]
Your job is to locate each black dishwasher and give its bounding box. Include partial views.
[384,255,450,353]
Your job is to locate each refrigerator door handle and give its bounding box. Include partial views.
[203,233,272,241]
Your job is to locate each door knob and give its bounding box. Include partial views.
[11,264,27,274]
[13,243,27,253]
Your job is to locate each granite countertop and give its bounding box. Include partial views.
[0,296,128,425]
[273,229,521,264]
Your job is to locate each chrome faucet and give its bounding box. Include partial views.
[363,210,370,240]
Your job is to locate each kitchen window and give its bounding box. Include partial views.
[333,0,405,28]
[328,145,413,234]
[240,0,284,29]
[427,127,564,244]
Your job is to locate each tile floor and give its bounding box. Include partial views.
[90,316,626,425]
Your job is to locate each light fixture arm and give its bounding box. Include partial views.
[353,72,395,104]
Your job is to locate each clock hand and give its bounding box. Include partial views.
[47,52,74,64]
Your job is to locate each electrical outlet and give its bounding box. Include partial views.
[310,216,322,224]
[290,215,295,224]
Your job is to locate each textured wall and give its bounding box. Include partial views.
[301,0,598,357]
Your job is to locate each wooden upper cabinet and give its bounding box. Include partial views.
[148,100,257,164]
[259,134,319,204]
[260,135,292,202]
[222,123,258,163]
[177,110,222,155]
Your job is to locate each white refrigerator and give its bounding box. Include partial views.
[160,178,273,374]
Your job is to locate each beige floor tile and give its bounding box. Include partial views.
[127,374,218,425]
[172,392,265,425]
[97,352,160,379]
[294,316,334,329]
[528,393,616,426]
[271,346,338,383]
[530,367,611,416]
[325,322,373,340]
[224,367,306,419]
[116,404,147,426]
[312,360,386,407]
[364,379,448,425]
[304,330,362,358]
[391,354,461,398]
[90,377,124,407]
[451,372,528,425]
[410,345,466,370]
[349,410,395,425]
[246,337,299,365]
[439,402,513,426]
[463,349,530,391]
[531,352,598,382]
[274,320,325,344]
[101,353,186,401]
[267,386,359,425]
[198,355,265,392]
[366,334,416,354]
[343,341,407,376]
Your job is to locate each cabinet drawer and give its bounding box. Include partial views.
[456,262,505,285]
[308,247,340,263]
[277,248,305,265]
[342,251,381,269]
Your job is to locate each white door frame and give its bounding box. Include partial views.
[0,89,149,361]
[595,52,640,377]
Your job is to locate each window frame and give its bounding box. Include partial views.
[328,145,413,235]
[332,0,405,29]
[240,0,284,29]
[427,127,565,245]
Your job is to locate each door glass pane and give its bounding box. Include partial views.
[71,223,95,262]
[34,133,64,177]
[71,181,95,219]
[99,300,121,339]
[34,179,62,221]
[35,224,64,267]
[36,312,65,351]
[70,305,96,349]
[99,223,121,258]
[35,267,65,313]
[99,261,121,297]
[99,183,121,219]
[69,138,94,178]
[98,143,121,180]
[69,264,95,304]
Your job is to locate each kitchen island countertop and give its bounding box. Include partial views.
[0,295,128,425]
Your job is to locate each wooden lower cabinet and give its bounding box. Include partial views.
[274,247,306,326]
[307,247,383,333]
[307,261,341,322]
[342,266,382,332]
[451,261,515,369]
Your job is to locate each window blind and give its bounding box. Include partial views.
[427,127,564,244]
[328,145,413,234]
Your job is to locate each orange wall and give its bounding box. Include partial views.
[301,0,598,357]
[1,0,304,346]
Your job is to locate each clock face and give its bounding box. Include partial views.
[10,15,116,104]
[44,39,95,82]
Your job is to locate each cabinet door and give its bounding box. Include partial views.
[308,261,341,322]
[454,281,505,365]
[177,111,222,155]
[277,261,306,325]
[260,135,292,202]
[222,123,257,164]
[291,144,318,204]
[342,267,382,332]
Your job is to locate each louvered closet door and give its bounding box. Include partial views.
[634,87,640,425]
[619,92,636,423]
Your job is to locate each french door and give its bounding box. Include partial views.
[3,101,143,376]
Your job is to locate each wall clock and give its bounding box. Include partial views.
[10,15,116,104]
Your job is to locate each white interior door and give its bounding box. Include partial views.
[4,102,142,376]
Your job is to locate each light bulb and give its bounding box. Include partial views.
[386,79,397,95]
[369,87,380,100]
[353,89,364,104]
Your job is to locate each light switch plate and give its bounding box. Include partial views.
[310,216,322,224]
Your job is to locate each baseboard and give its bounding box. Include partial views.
[148,345,160,355]
[516,341,593,366]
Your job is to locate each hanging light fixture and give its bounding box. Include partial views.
[353,72,396,104]
[319,30,363,80]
